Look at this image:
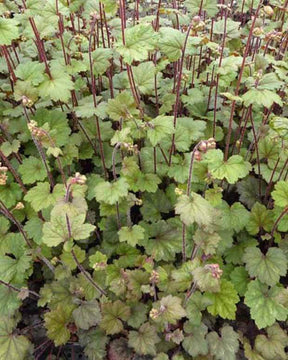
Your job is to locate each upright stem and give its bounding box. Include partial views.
[169,24,193,165]
[224,1,263,161]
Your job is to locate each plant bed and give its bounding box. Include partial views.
[0,0,288,359]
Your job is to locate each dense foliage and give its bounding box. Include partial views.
[0,0,288,359]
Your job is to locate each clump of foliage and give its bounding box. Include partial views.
[0,0,288,359]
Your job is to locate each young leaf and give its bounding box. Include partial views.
[0,18,18,45]
[246,202,273,235]
[244,280,288,329]
[242,89,283,108]
[128,322,160,356]
[175,193,217,228]
[18,156,47,184]
[94,178,129,205]
[44,306,73,346]
[146,116,174,147]
[72,300,101,330]
[116,24,158,64]
[150,295,186,325]
[38,66,74,103]
[24,182,65,212]
[272,181,288,208]
[205,149,251,184]
[207,325,239,360]
[182,322,208,357]
[0,317,32,359]
[42,214,95,247]
[206,280,239,320]
[243,246,287,286]
[118,225,145,247]
[100,300,130,335]
[158,27,185,62]
[254,323,288,360]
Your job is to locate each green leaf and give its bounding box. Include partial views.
[118,225,145,247]
[159,27,184,62]
[193,265,221,292]
[44,306,73,346]
[18,156,47,184]
[205,149,251,184]
[0,140,20,157]
[127,171,161,193]
[194,228,221,255]
[242,89,283,108]
[0,286,21,317]
[246,202,273,235]
[254,323,288,360]
[72,300,101,330]
[150,295,186,325]
[206,280,239,320]
[116,24,158,64]
[0,252,32,284]
[147,116,174,147]
[91,48,113,76]
[107,91,140,121]
[100,300,130,335]
[270,116,288,139]
[15,61,45,85]
[185,291,213,325]
[140,220,182,261]
[79,328,108,360]
[243,246,287,286]
[24,182,65,212]
[42,214,95,247]
[244,280,288,328]
[89,251,107,271]
[272,181,288,208]
[94,178,129,205]
[207,325,239,360]
[61,245,86,270]
[230,266,249,296]
[185,0,218,16]
[218,201,250,233]
[171,260,198,291]
[128,322,160,356]
[133,61,156,95]
[175,193,217,228]
[38,66,74,102]
[182,322,208,357]
[0,317,32,360]
[0,18,18,45]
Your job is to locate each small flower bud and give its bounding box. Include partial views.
[198,140,208,152]
[149,308,160,319]
[149,270,160,284]
[253,27,264,37]
[15,202,24,210]
[192,15,201,24]
[135,198,142,206]
[263,5,274,17]
[194,150,202,161]
[206,138,216,149]
[204,263,223,279]
[175,187,183,196]
[0,174,7,185]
